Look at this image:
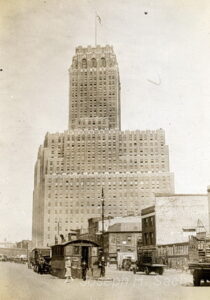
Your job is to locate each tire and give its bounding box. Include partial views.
[158,268,164,275]
[193,273,200,286]
[145,267,150,275]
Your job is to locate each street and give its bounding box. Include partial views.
[0,262,209,300]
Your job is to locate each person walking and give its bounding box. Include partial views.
[65,257,73,283]
[81,260,88,281]
[99,256,105,277]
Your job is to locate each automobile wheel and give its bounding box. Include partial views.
[158,268,164,275]
[193,273,200,286]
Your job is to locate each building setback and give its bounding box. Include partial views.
[32,45,174,247]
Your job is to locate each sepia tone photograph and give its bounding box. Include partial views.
[0,0,210,299]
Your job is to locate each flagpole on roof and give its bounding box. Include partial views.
[95,12,97,46]
[95,12,101,47]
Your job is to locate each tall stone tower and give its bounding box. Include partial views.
[69,45,121,131]
[32,45,174,247]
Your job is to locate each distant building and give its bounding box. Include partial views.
[88,216,113,236]
[32,45,174,247]
[0,241,16,249]
[16,240,32,250]
[0,247,28,258]
[0,240,31,258]
[104,222,141,263]
[88,215,141,235]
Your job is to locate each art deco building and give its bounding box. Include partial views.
[32,45,174,247]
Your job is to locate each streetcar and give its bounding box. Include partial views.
[50,239,101,279]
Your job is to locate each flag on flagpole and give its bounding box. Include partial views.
[96,14,102,24]
[95,13,102,46]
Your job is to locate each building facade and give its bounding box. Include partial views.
[155,194,209,245]
[32,45,174,247]
[141,194,209,268]
[141,206,156,247]
[157,242,189,269]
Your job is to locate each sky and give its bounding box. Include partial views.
[1,0,210,242]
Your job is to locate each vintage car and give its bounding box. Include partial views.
[0,254,7,262]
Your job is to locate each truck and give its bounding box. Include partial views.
[188,235,210,286]
[30,247,51,274]
[133,246,165,275]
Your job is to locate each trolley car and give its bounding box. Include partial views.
[51,239,101,279]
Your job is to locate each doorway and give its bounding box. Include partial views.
[81,246,89,267]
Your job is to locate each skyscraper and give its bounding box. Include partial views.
[69,45,121,131]
[32,45,174,247]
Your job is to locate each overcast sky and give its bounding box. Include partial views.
[1,0,210,242]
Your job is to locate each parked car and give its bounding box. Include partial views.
[117,252,137,271]
[0,254,8,262]
[122,258,136,271]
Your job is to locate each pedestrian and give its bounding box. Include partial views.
[65,257,73,283]
[81,260,87,281]
[99,256,105,277]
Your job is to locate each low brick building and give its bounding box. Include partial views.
[104,222,141,263]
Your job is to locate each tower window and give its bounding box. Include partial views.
[101,58,106,67]
[91,58,97,68]
[82,59,87,68]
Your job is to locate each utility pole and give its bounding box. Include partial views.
[101,187,105,251]
[101,187,105,277]
[57,221,60,236]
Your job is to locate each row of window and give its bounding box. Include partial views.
[49,134,165,144]
[73,57,107,68]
